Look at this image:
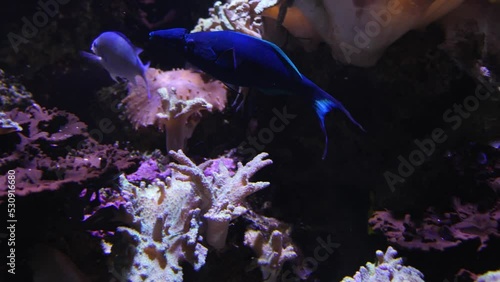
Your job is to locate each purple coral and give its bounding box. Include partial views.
[126,157,171,183]
[202,157,236,177]
[0,104,139,202]
[369,198,500,251]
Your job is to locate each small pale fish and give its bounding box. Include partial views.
[81,31,151,98]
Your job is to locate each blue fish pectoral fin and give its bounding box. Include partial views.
[231,87,248,112]
[310,83,364,159]
[80,51,102,65]
[215,48,237,70]
[222,82,246,111]
[223,82,240,95]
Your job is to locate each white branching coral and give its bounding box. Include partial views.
[169,150,273,249]
[192,0,278,37]
[105,150,273,281]
[243,211,297,282]
[114,175,207,282]
[341,246,424,282]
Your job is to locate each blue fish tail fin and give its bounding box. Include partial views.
[311,87,365,159]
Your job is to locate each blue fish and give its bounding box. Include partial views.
[149,28,364,159]
[81,31,151,98]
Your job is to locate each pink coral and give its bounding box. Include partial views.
[122,68,228,152]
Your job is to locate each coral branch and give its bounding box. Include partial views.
[169,150,272,249]
[123,68,228,152]
[341,246,424,282]
[243,211,298,282]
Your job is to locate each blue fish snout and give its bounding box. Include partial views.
[148,28,188,42]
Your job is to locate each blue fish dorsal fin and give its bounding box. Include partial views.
[265,40,303,81]
[215,48,237,70]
